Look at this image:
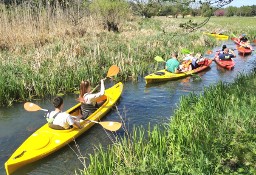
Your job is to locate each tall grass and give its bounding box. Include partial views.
[1,1,256,105]
[81,70,256,175]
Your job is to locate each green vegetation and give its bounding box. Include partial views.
[0,1,256,105]
[0,1,218,106]
[82,71,256,175]
[0,1,255,174]
[1,0,256,106]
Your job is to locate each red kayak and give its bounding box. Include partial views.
[237,45,252,56]
[231,37,240,45]
[214,53,235,70]
[232,37,253,56]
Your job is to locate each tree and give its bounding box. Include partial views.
[89,0,130,32]
[130,0,161,18]
[238,6,252,16]
[214,9,225,16]
[251,5,256,16]
[170,0,235,31]
[225,6,237,17]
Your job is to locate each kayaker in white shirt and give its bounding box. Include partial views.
[77,79,106,119]
[47,96,82,130]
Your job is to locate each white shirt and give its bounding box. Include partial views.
[47,111,74,129]
[83,80,105,106]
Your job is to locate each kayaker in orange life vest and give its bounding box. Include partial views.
[218,48,236,60]
[238,34,252,50]
[77,79,107,120]
[178,54,194,72]
[46,96,83,130]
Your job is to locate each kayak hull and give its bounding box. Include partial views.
[204,33,229,40]
[5,82,123,175]
[214,56,235,70]
[237,46,252,56]
[144,59,212,84]
[232,37,253,56]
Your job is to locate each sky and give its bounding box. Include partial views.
[226,0,256,7]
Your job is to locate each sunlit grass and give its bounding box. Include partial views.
[81,71,256,175]
[0,1,256,105]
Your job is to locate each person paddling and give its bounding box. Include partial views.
[78,79,106,120]
[165,52,181,73]
[46,97,82,130]
[218,48,236,61]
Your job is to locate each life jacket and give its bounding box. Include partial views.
[182,60,192,68]
[45,111,60,124]
[45,112,67,130]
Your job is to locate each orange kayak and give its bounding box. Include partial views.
[237,45,252,56]
[214,55,235,70]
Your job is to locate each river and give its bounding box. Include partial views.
[0,41,255,175]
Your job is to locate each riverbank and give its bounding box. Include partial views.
[81,70,256,174]
[1,2,255,106]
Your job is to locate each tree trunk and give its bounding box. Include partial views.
[104,20,119,32]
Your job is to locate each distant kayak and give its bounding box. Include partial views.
[204,32,229,40]
[237,45,252,56]
[232,37,253,56]
[144,58,212,84]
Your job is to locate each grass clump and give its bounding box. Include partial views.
[81,72,256,174]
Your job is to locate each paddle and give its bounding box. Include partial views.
[24,102,48,112]
[231,32,237,38]
[24,102,122,131]
[90,65,119,93]
[88,120,122,132]
[181,48,191,54]
[154,56,166,62]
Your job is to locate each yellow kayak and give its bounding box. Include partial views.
[204,32,229,40]
[145,59,212,84]
[5,82,123,175]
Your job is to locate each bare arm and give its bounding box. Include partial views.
[73,120,82,129]
[85,79,105,103]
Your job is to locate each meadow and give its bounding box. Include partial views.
[3,3,256,105]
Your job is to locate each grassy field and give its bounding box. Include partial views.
[0,4,256,107]
[81,70,256,175]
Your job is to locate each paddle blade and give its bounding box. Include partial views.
[231,33,237,38]
[154,56,165,62]
[181,48,191,54]
[206,50,213,54]
[107,65,119,78]
[24,102,43,112]
[99,121,122,131]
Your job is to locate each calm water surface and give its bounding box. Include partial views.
[0,41,255,175]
